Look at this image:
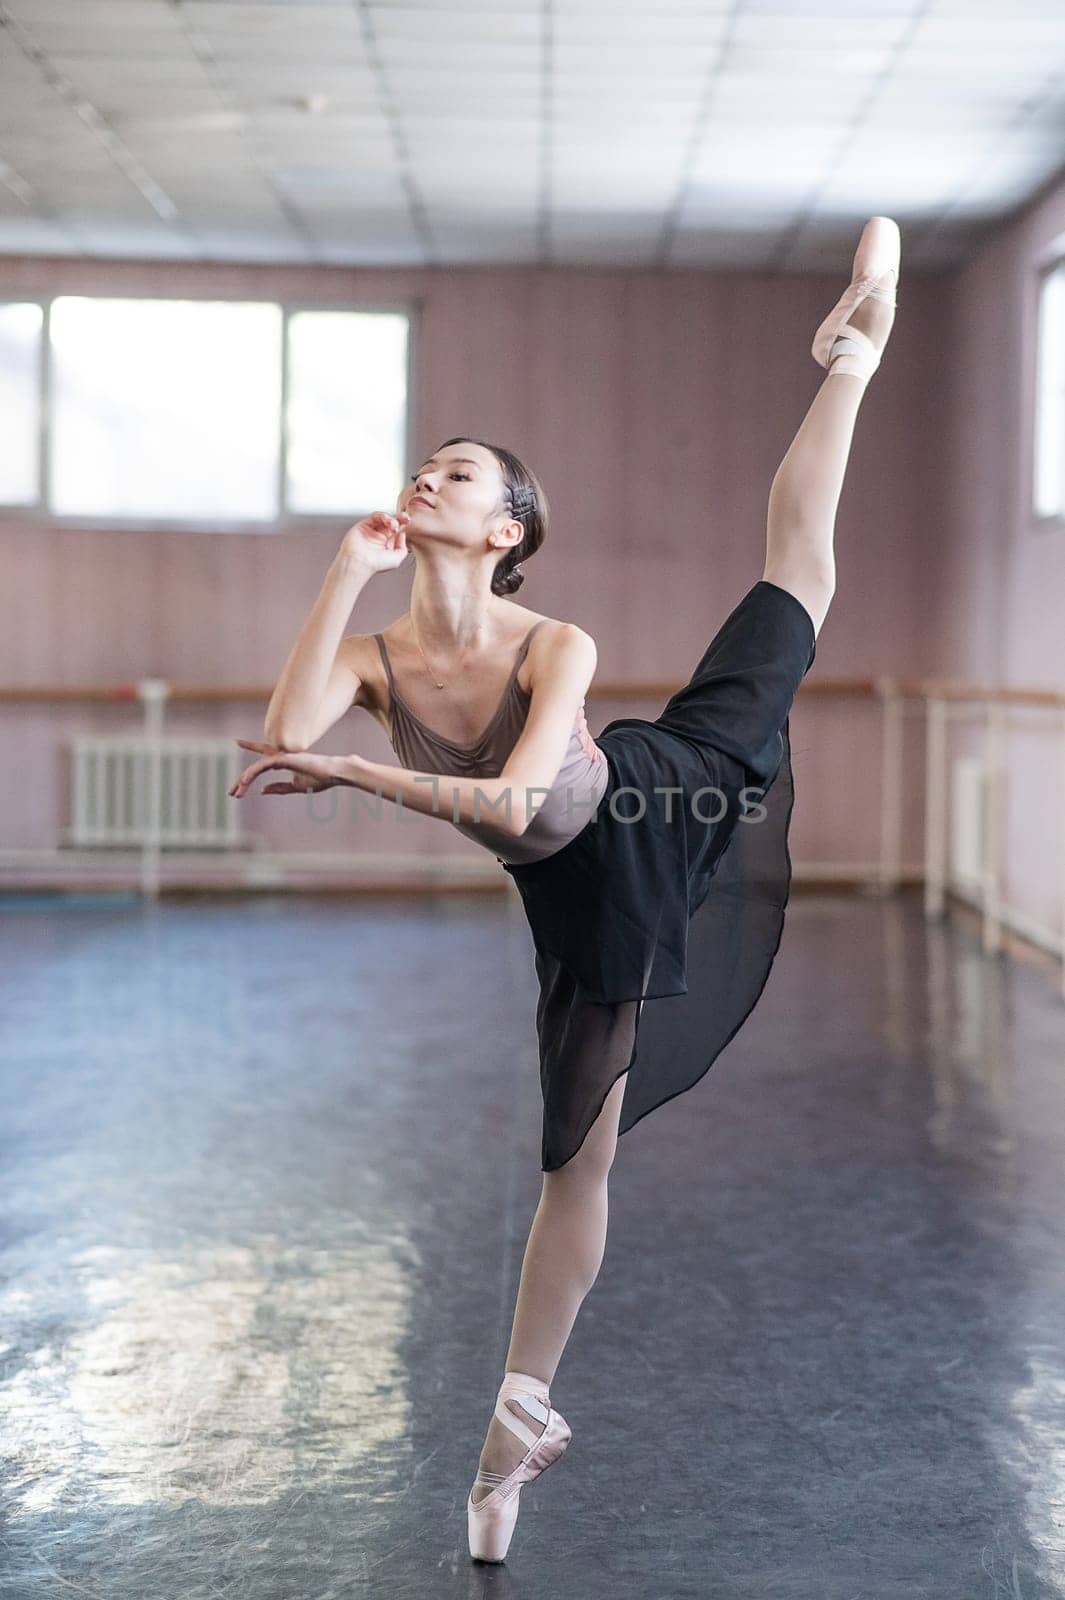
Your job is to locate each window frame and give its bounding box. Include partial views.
[1032,257,1065,528]
[0,289,420,533]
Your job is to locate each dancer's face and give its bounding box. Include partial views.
[397,441,522,561]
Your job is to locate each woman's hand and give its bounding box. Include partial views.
[339,510,412,574]
[228,739,347,798]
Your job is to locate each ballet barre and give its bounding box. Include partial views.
[1,675,1063,1000]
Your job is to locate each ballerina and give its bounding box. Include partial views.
[230,214,901,1564]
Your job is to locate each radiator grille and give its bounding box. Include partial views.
[66,738,244,849]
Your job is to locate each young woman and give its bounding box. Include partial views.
[231,215,902,1564]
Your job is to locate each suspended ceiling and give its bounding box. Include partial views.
[0,0,1064,271]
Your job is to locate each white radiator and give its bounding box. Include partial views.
[65,737,245,849]
[950,754,987,893]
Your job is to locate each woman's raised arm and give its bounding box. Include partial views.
[263,513,410,751]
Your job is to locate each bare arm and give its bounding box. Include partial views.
[264,511,410,750]
[497,623,599,835]
[336,758,526,835]
[264,552,373,749]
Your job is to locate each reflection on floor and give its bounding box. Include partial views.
[1,888,1063,1598]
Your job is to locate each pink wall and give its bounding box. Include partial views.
[0,254,950,874]
[939,172,1065,949]
[941,181,1065,688]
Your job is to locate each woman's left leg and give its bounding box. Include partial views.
[471,1038,634,1504]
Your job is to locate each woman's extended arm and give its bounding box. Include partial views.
[335,757,526,836]
[263,513,410,750]
[230,743,524,834]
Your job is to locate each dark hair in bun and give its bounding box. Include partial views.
[433,436,548,596]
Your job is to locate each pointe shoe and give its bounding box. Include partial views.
[467,1370,572,1563]
[811,215,902,383]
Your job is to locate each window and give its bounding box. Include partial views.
[1034,263,1065,520]
[50,298,283,520]
[0,296,412,527]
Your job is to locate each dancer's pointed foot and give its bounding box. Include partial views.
[812,215,901,383]
[467,1370,572,1563]
[471,1387,548,1506]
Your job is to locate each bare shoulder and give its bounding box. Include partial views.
[521,616,598,693]
[335,631,382,713]
[526,616,596,655]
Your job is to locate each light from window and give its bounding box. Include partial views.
[0,302,43,507]
[49,297,283,519]
[285,311,409,514]
[1034,264,1065,519]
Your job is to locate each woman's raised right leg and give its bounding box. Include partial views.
[764,219,900,636]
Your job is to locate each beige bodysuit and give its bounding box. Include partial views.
[372,619,610,866]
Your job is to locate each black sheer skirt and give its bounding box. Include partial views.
[500,578,818,1173]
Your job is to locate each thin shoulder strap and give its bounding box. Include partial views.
[517,618,549,668]
[373,633,396,692]
[511,619,549,690]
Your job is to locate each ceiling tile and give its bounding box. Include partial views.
[553,12,729,41]
[371,9,540,41]
[732,12,914,47]
[910,13,1065,47]
[558,0,731,11]
[742,0,922,10]
[550,239,661,268]
[710,75,870,117]
[725,43,894,76]
[181,3,363,32]
[552,183,676,213]
[551,44,714,74]
[666,228,782,269]
[930,0,1065,11]
[6,0,184,22]
[65,219,203,257]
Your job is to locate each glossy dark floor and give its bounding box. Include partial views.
[1,888,1064,1599]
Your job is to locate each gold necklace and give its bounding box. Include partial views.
[409,614,487,689]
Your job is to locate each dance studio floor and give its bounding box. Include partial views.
[1,887,1063,1598]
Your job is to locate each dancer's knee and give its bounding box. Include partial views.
[545,1131,616,1190]
[760,559,834,638]
[549,1072,627,1187]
